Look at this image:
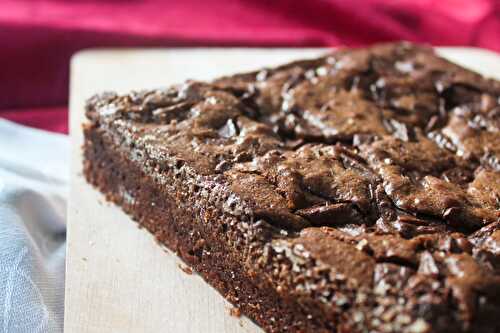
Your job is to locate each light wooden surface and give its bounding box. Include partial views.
[65,47,500,333]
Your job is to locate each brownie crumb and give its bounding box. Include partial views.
[230,307,242,318]
[178,263,193,275]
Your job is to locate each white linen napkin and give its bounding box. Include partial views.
[0,119,68,333]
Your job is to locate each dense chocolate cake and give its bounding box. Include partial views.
[83,42,500,333]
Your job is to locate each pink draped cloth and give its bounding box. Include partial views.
[2,0,499,133]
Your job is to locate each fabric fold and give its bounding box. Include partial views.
[0,119,68,333]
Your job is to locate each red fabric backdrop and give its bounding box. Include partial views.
[2,0,500,133]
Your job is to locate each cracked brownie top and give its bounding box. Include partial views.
[86,42,500,332]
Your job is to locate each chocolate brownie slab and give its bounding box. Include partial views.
[83,42,500,332]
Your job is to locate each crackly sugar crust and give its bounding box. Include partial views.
[83,42,500,333]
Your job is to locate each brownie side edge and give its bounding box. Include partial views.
[82,124,335,333]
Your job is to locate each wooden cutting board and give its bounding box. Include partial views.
[65,47,500,333]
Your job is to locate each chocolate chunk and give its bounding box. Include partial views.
[296,203,364,226]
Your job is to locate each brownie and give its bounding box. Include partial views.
[83,42,500,333]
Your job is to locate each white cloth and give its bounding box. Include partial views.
[0,119,68,333]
